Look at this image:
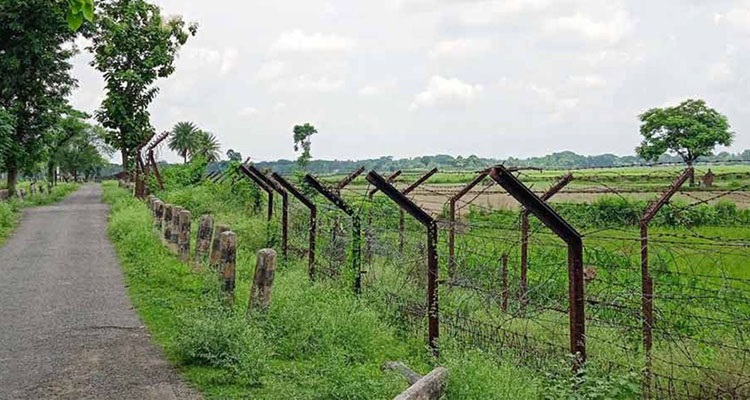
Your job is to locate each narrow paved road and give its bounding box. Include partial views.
[0,184,200,400]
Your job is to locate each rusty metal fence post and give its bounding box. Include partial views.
[271,172,317,280]
[639,167,693,395]
[366,170,402,264]
[366,170,440,356]
[448,171,489,279]
[305,173,362,294]
[245,165,288,258]
[238,165,274,222]
[520,173,573,305]
[488,165,586,365]
[399,168,438,254]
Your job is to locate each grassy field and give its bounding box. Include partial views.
[105,162,750,398]
[103,180,577,400]
[0,182,79,246]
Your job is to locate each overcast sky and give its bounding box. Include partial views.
[69,0,750,163]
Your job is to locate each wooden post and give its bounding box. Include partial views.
[178,210,191,262]
[163,204,173,242]
[194,215,214,268]
[170,206,183,245]
[248,249,277,313]
[393,367,448,400]
[219,231,237,307]
[209,224,230,269]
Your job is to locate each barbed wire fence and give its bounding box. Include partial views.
[210,161,750,399]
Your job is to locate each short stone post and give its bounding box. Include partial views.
[170,206,183,245]
[194,215,214,268]
[209,224,230,269]
[248,249,277,313]
[178,210,192,262]
[154,200,164,230]
[218,231,237,306]
[163,204,173,242]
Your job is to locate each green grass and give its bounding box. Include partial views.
[0,182,79,245]
[103,180,548,399]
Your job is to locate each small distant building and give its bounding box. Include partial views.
[702,169,715,188]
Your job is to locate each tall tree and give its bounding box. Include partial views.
[56,124,108,181]
[226,149,242,162]
[87,0,197,173]
[192,130,220,163]
[169,121,199,164]
[637,99,734,185]
[0,0,78,194]
[293,123,317,169]
[0,108,13,169]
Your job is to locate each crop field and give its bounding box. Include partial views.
[295,163,750,399]
[135,162,750,399]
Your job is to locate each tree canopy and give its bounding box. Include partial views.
[169,121,200,164]
[637,99,734,167]
[86,0,197,172]
[293,123,317,169]
[0,0,78,194]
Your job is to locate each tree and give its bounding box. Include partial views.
[0,0,78,195]
[87,0,197,173]
[56,124,108,181]
[0,108,13,169]
[226,149,242,162]
[637,99,734,185]
[169,121,199,164]
[45,109,91,185]
[293,123,317,169]
[66,0,95,30]
[192,131,220,162]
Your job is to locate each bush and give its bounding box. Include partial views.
[175,305,268,386]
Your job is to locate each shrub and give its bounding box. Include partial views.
[174,305,268,386]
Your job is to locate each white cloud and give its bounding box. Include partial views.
[714,7,750,32]
[543,11,635,44]
[708,62,734,84]
[410,75,482,110]
[271,29,356,53]
[254,60,287,82]
[238,107,259,117]
[271,76,345,92]
[181,47,239,75]
[568,74,606,88]
[359,85,381,96]
[220,47,239,74]
[430,38,492,59]
[457,0,552,26]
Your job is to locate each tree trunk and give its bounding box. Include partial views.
[6,162,18,197]
[121,147,130,175]
[687,160,695,186]
[47,161,54,186]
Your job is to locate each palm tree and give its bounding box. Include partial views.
[192,130,221,162]
[169,121,199,164]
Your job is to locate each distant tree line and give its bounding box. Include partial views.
[187,149,747,176]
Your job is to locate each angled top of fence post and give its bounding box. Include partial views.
[304,174,355,216]
[520,172,574,217]
[238,164,274,193]
[368,170,402,198]
[336,166,366,190]
[402,167,438,195]
[449,171,489,204]
[488,165,581,245]
[246,165,286,196]
[640,167,693,225]
[365,171,434,227]
[271,173,315,210]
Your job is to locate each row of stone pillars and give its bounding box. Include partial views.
[145,195,277,311]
